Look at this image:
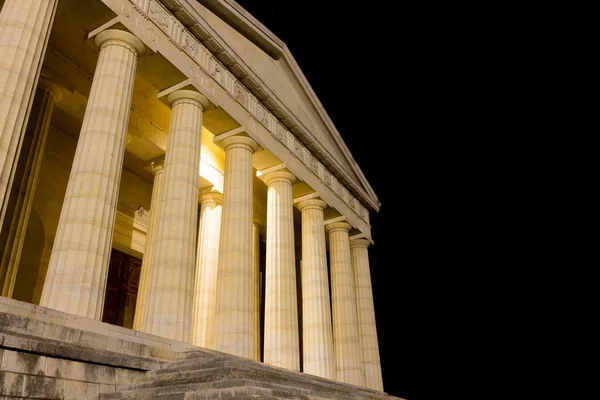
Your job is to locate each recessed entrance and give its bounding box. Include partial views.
[102,248,142,328]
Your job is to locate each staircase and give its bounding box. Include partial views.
[101,350,397,400]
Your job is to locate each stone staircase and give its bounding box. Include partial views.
[101,351,397,400]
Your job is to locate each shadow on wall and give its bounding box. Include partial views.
[13,209,45,303]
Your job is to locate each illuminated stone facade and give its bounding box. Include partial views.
[0,0,391,398]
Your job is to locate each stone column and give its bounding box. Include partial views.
[191,191,223,348]
[350,239,383,390]
[0,0,59,228]
[213,136,258,359]
[326,222,365,386]
[297,199,335,379]
[132,159,164,331]
[263,171,300,371]
[141,90,209,343]
[0,77,62,297]
[40,30,144,319]
[253,217,262,361]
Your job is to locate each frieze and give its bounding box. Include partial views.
[148,0,170,31]
[234,82,247,107]
[309,155,319,175]
[181,32,198,59]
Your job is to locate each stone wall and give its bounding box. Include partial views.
[0,296,204,399]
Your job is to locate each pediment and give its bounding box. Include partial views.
[186,0,380,211]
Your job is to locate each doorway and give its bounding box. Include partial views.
[102,248,142,328]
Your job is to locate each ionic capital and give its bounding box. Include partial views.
[94,29,145,57]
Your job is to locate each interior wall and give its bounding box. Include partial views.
[12,210,45,303]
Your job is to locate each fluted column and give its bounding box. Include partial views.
[213,136,258,359]
[191,191,223,348]
[263,171,299,371]
[326,222,365,386]
[40,30,145,319]
[0,77,62,297]
[350,239,383,391]
[253,218,262,361]
[0,0,59,228]
[132,159,164,331]
[297,199,335,379]
[141,90,209,343]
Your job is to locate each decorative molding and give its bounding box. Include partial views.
[139,0,373,222]
[121,0,370,227]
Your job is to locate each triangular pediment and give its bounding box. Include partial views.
[189,0,380,210]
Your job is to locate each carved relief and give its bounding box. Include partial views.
[149,1,170,30]
[293,140,303,161]
[275,123,286,142]
[234,83,247,106]
[137,0,371,232]
[324,172,331,187]
[360,207,368,220]
[210,59,222,84]
[182,32,198,58]
[310,156,318,174]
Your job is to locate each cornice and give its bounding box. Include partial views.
[146,0,379,212]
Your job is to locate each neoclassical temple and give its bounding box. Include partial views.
[0,0,390,398]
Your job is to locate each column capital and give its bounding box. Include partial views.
[222,135,258,153]
[350,238,370,249]
[297,198,327,213]
[148,159,165,175]
[37,76,63,102]
[200,191,223,205]
[95,29,145,57]
[325,222,352,234]
[167,89,210,111]
[263,170,296,186]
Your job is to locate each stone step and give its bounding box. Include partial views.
[129,368,370,400]
[101,381,304,399]
[134,358,370,397]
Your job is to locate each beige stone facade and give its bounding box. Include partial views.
[0,0,386,396]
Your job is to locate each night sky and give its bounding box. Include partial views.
[231,1,438,399]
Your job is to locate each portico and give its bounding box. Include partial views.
[0,0,383,393]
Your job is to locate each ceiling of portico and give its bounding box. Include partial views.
[42,0,360,234]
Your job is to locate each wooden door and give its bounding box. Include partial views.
[102,249,142,328]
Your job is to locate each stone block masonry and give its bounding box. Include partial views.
[0,296,403,399]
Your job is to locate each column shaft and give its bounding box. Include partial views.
[0,77,61,297]
[253,220,261,361]
[263,171,299,371]
[298,199,335,379]
[213,136,257,359]
[40,30,144,319]
[327,222,365,386]
[351,240,384,391]
[142,90,208,343]
[132,160,164,331]
[191,192,223,348]
[0,0,59,228]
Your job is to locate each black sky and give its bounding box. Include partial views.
[231,1,443,399]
